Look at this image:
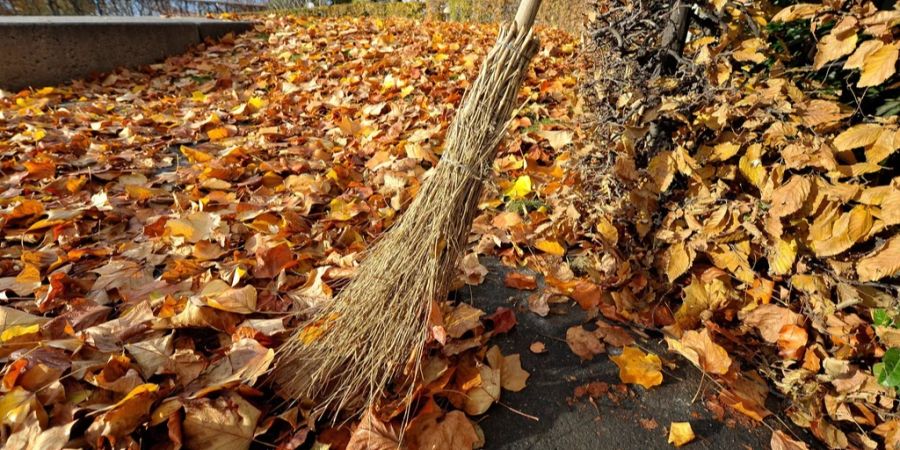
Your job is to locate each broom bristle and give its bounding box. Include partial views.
[274,21,540,418]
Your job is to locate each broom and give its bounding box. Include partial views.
[274,0,544,416]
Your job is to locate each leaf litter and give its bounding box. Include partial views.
[0,0,899,448]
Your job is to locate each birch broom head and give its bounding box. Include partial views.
[273,0,542,418]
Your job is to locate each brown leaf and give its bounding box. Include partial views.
[460,253,488,286]
[743,304,803,343]
[183,392,261,450]
[566,325,605,360]
[444,303,485,339]
[85,384,159,445]
[771,430,809,450]
[346,413,402,450]
[407,410,481,450]
[857,234,900,281]
[666,328,732,375]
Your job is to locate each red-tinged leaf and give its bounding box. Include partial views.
[486,307,517,334]
[504,272,537,290]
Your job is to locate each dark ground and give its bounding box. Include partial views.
[455,258,819,450]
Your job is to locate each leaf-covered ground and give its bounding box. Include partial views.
[1,1,899,449]
[578,1,900,449]
[0,15,583,450]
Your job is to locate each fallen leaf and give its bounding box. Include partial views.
[857,234,900,281]
[610,346,663,389]
[668,422,695,447]
[566,325,605,360]
[666,328,732,375]
[183,392,261,450]
[858,42,898,88]
[504,272,537,290]
[771,430,810,450]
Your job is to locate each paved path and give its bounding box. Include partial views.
[461,259,817,450]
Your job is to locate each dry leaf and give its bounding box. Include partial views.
[666,328,732,375]
[566,325,605,360]
[610,346,663,389]
[667,422,695,447]
[183,392,261,450]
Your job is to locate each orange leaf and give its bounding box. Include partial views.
[609,346,663,389]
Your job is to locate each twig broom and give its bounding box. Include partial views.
[274,0,544,416]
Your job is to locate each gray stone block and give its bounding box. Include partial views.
[0,17,255,91]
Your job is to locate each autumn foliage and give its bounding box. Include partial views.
[0,0,899,449]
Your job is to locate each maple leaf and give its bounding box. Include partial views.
[183,392,261,450]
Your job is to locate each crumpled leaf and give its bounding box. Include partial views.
[666,328,732,375]
[566,325,605,361]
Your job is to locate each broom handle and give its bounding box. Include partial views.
[514,0,543,32]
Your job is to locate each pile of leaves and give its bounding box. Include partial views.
[0,14,584,449]
[576,0,900,448]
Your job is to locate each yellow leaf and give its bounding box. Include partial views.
[207,127,231,141]
[464,364,500,415]
[647,151,676,192]
[810,205,872,257]
[857,234,900,282]
[846,205,874,243]
[596,215,619,245]
[115,383,160,407]
[814,32,858,70]
[666,242,693,282]
[126,185,155,201]
[858,43,898,88]
[833,124,883,152]
[668,422,695,447]
[609,346,663,389]
[180,145,214,163]
[191,91,207,102]
[844,40,883,71]
[769,175,811,218]
[712,141,741,161]
[739,144,766,188]
[733,38,767,64]
[328,198,362,221]
[772,3,824,22]
[504,175,532,200]
[400,85,415,98]
[500,353,529,392]
[534,239,565,256]
[247,96,265,112]
[201,280,257,314]
[769,236,798,276]
[0,324,40,342]
[0,387,36,428]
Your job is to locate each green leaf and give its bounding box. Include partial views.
[876,348,900,388]
[873,309,895,327]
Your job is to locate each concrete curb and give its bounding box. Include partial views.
[0,17,255,91]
